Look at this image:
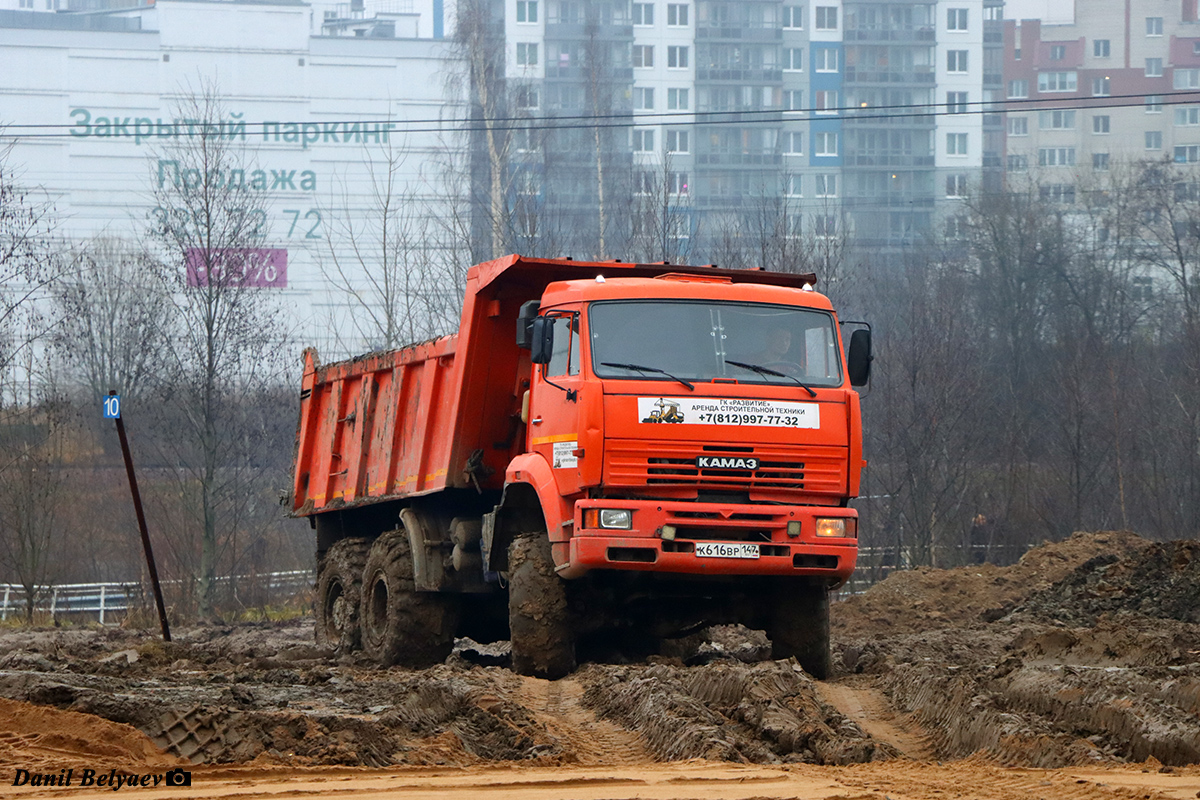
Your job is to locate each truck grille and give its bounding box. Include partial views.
[605,440,847,495]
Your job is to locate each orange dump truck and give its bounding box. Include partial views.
[290,255,871,679]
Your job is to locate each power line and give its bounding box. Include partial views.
[3,89,1200,141]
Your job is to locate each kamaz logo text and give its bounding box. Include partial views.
[696,456,759,470]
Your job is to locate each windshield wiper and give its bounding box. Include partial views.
[601,362,695,391]
[725,359,817,398]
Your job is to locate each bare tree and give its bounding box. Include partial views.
[627,153,692,264]
[144,82,288,619]
[51,236,169,404]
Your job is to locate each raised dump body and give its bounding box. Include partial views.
[291,255,873,680]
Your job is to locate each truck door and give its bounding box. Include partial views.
[529,310,585,495]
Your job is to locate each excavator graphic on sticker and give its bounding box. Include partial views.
[642,398,685,424]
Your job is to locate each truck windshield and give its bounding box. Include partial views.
[589,300,843,387]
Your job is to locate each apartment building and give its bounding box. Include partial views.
[502,0,999,255]
[1003,1,1200,198]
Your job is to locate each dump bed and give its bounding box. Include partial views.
[290,255,818,517]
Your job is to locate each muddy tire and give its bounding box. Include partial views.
[508,534,576,679]
[360,529,460,667]
[768,582,831,680]
[315,537,370,651]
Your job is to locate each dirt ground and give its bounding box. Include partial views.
[2,530,1199,799]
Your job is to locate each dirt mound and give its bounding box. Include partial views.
[832,531,1148,635]
[1018,539,1200,625]
[0,697,181,774]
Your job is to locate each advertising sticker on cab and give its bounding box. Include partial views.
[638,397,820,429]
[552,440,579,468]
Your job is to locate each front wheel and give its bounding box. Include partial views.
[360,529,460,667]
[508,534,576,679]
[768,582,831,680]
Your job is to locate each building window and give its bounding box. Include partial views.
[985,4,1001,20]
[1092,76,1110,96]
[1147,95,1164,112]
[1040,184,1075,203]
[667,87,689,109]
[815,5,837,29]
[634,172,654,195]
[516,0,538,22]
[1038,71,1077,92]
[947,50,969,73]
[947,132,968,155]
[516,42,538,66]
[667,3,688,25]
[1194,41,1200,55]
[815,215,837,237]
[1008,79,1029,98]
[782,5,804,28]
[1177,107,1200,126]
[633,45,654,67]
[1007,153,1028,172]
[784,47,804,71]
[782,131,804,154]
[786,174,803,196]
[946,215,966,240]
[1093,115,1110,133]
[514,128,540,153]
[1093,39,1110,57]
[1050,44,1066,60]
[946,173,968,197]
[816,48,839,72]
[1146,16,1163,36]
[666,129,689,153]
[1038,146,1076,166]
[633,87,655,110]
[632,129,655,151]
[815,131,838,156]
[516,87,539,109]
[816,174,837,197]
[1093,152,1110,170]
[632,3,653,25]
[1007,116,1029,135]
[816,90,838,114]
[667,45,688,68]
[784,89,804,110]
[1131,276,1154,300]
[947,7,968,30]
[1146,58,1163,77]
[669,172,689,195]
[1176,145,1200,162]
[1039,109,1075,129]
[1176,69,1200,89]
[947,91,968,114]
[1146,130,1163,150]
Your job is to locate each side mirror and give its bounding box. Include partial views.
[848,329,873,387]
[529,317,554,365]
[516,300,540,349]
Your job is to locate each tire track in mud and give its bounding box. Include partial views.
[837,760,1180,800]
[813,679,934,760]
[513,676,651,765]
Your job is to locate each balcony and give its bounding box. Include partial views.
[696,68,783,83]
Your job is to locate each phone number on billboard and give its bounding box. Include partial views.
[696,412,803,427]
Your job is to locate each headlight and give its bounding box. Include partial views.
[585,508,633,529]
[599,509,633,529]
[815,517,856,538]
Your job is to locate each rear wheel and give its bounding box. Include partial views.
[768,582,831,680]
[508,534,576,679]
[360,529,460,667]
[314,537,370,651]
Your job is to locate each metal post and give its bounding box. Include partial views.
[99,584,106,626]
[111,391,171,642]
[1,586,8,621]
[50,587,58,617]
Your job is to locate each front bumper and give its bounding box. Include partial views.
[557,499,857,583]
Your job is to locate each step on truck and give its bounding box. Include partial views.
[290,255,871,679]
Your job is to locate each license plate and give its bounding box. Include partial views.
[695,542,760,559]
